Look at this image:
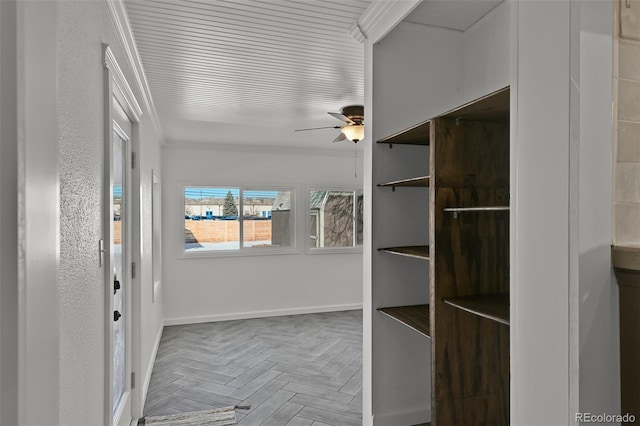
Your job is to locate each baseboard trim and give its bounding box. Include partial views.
[164,303,363,326]
[373,407,431,426]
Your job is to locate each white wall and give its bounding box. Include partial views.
[162,143,363,324]
[512,2,573,424]
[370,22,461,426]
[20,3,60,424]
[578,0,619,418]
[512,4,619,424]
[0,2,62,423]
[0,1,19,424]
[366,6,511,424]
[462,3,511,102]
[57,1,163,424]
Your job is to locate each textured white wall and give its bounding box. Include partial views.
[57,2,163,424]
[161,144,363,324]
[57,7,107,421]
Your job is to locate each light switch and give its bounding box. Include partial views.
[621,0,640,40]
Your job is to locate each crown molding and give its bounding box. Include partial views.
[104,45,143,122]
[104,0,164,139]
[352,0,422,44]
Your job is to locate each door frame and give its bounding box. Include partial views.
[103,45,143,426]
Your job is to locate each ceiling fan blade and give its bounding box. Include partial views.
[332,133,347,143]
[328,112,355,125]
[295,126,341,132]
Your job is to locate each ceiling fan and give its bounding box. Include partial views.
[295,105,365,143]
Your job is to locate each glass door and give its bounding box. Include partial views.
[110,112,132,426]
[112,128,126,418]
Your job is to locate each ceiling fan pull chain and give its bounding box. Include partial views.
[354,143,357,179]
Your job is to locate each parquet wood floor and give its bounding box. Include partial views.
[143,310,363,426]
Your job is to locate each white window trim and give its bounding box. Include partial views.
[151,170,161,302]
[179,185,299,258]
[306,186,363,255]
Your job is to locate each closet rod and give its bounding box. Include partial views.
[444,206,509,212]
[444,206,510,218]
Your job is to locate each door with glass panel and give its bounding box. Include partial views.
[109,101,132,426]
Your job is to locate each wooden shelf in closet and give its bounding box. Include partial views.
[440,86,510,122]
[430,87,511,425]
[443,293,509,326]
[378,246,430,260]
[376,120,431,146]
[378,305,431,338]
[378,176,430,189]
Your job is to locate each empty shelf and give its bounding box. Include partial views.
[441,86,510,122]
[378,176,430,188]
[377,121,430,146]
[378,305,431,338]
[443,293,509,325]
[378,246,429,260]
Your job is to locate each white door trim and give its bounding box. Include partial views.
[103,44,143,426]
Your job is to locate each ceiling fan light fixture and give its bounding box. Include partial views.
[341,124,364,143]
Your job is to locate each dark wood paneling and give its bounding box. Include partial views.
[432,119,509,189]
[433,389,509,426]
[615,268,640,419]
[444,293,509,325]
[430,114,510,425]
[612,245,640,272]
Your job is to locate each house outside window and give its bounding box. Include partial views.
[309,189,363,252]
[183,187,294,255]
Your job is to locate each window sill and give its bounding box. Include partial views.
[307,247,363,255]
[179,247,301,259]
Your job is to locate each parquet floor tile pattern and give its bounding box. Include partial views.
[143,310,363,426]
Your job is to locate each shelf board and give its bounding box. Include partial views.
[378,176,430,188]
[612,244,640,272]
[378,246,430,260]
[443,293,509,325]
[441,86,510,122]
[378,305,431,338]
[376,120,430,146]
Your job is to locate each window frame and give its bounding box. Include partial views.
[306,186,364,255]
[180,184,298,258]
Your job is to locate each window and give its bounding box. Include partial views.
[183,186,294,254]
[309,189,363,251]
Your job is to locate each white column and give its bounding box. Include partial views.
[511,1,572,424]
[17,1,60,424]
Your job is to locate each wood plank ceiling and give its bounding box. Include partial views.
[124,0,371,150]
